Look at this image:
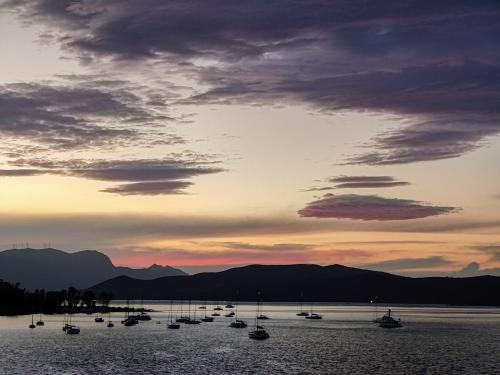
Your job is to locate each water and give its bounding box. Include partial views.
[1,303,499,374]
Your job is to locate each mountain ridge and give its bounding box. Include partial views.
[90,263,500,306]
[0,248,186,290]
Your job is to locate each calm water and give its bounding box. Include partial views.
[1,302,499,374]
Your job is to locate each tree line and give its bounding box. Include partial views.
[0,279,112,315]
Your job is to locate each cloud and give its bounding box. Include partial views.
[4,1,500,164]
[298,194,458,220]
[472,245,500,261]
[329,175,410,189]
[453,262,500,277]
[0,169,46,177]
[0,80,184,152]
[4,157,224,195]
[359,256,452,272]
[100,181,193,195]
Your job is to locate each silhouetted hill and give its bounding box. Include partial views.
[90,264,500,306]
[0,248,186,290]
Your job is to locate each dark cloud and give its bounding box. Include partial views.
[100,181,193,195]
[329,176,410,189]
[298,194,458,221]
[0,169,46,177]
[4,0,500,163]
[0,80,183,151]
[359,256,451,271]
[5,157,224,195]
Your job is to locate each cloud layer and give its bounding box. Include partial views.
[298,194,458,221]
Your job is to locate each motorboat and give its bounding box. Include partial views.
[95,316,104,323]
[201,316,214,322]
[296,312,310,316]
[211,312,221,317]
[378,309,402,328]
[225,303,235,308]
[225,312,235,317]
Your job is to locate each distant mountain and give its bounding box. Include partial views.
[91,264,500,306]
[0,248,186,291]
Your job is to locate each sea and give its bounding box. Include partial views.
[0,302,499,374]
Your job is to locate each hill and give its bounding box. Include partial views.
[90,264,500,306]
[0,248,186,290]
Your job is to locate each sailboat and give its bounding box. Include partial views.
[168,301,180,329]
[176,300,189,323]
[248,301,269,340]
[107,312,114,328]
[184,301,201,324]
[95,313,104,323]
[29,314,36,329]
[36,312,44,326]
[229,303,247,328]
[256,300,270,320]
[378,309,402,328]
[304,302,322,319]
[65,313,80,334]
[297,292,310,316]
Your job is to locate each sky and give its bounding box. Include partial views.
[0,0,499,276]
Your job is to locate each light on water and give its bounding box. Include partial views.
[1,303,499,374]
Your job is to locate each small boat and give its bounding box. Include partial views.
[134,312,152,321]
[107,312,114,327]
[185,319,201,325]
[198,306,207,310]
[176,316,189,323]
[304,303,322,319]
[249,325,270,340]
[201,316,214,322]
[297,292,309,316]
[29,314,36,329]
[257,314,270,320]
[66,326,80,335]
[95,316,104,323]
[214,304,223,311]
[225,311,235,317]
[229,319,247,328]
[168,322,180,329]
[123,317,139,326]
[36,313,44,326]
[167,300,180,329]
[211,312,220,316]
[225,303,235,309]
[305,313,322,320]
[378,309,402,328]
[249,299,269,340]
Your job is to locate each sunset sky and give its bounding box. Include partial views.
[0,0,499,275]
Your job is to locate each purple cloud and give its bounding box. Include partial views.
[298,194,458,221]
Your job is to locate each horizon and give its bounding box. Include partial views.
[1,1,499,279]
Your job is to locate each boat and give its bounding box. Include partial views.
[201,316,214,322]
[304,303,322,319]
[225,311,235,317]
[107,312,114,327]
[132,311,152,321]
[95,316,104,323]
[249,325,270,340]
[378,309,402,328]
[248,299,269,340]
[211,312,220,316]
[297,299,310,316]
[29,314,36,329]
[167,300,180,329]
[230,319,247,328]
[229,302,247,328]
[305,313,322,320]
[256,300,270,320]
[36,312,44,326]
[214,302,223,311]
[66,325,80,335]
[225,303,235,309]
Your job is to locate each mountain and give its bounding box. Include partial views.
[90,264,500,306]
[0,248,186,290]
